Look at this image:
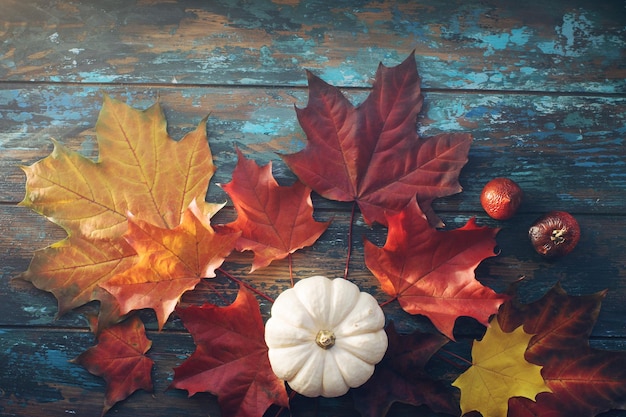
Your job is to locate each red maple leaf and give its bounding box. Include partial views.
[364,200,507,339]
[72,315,154,416]
[221,148,330,272]
[101,202,240,329]
[499,282,626,416]
[281,52,472,227]
[352,322,459,417]
[171,286,289,417]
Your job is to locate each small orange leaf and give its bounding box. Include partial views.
[72,315,154,416]
[452,320,551,417]
[221,148,330,272]
[101,203,240,329]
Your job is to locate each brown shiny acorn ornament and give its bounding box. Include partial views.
[528,211,580,258]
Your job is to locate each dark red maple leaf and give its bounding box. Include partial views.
[352,322,459,417]
[499,282,626,416]
[221,148,330,272]
[72,315,153,416]
[171,285,289,417]
[281,51,472,227]
[364,200,507,339]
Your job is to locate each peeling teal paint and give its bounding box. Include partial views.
[241,119,281,135]
[519,67,536,75]
[76,71,121,83]
[564,111,595,128]
[510,27,532,46]
[423,99,467,132]
[537,11,625,59]
[259,45,275,67]
[318,66,368,86]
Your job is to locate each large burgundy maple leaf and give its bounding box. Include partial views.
[498,282,626,416]
[281,51,472,227]
[171,286,289,417]
[352,322,459,417]
[72,315,154,416]
[221,148,330,272]
[364,200,507,339]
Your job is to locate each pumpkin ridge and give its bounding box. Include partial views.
[327,277,361,327]
[293,276,334,328]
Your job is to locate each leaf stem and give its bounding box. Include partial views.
[273,390,298,417]
[379,296,398,308]
[437,347,472,368]
[204,281,230,305]
[217,267,275,303]
[344,201,357,280]
[288,253,294,287]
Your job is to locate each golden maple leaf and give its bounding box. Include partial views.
[452,320,551,417]
[19,95,218,324]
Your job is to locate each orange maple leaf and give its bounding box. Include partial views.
[101,202,240,329]
[221,148,330,272]
[72,315,154,416]
[19,95,217,324]
[364,200,507,339]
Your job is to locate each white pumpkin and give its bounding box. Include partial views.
[264,275,388,397]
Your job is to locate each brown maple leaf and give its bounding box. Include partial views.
[101,202,240,330]
[364,200,507,339]
[72,315,154,416]
[281,51,472,227]
[221,148,330,272]
[18,95,216,324]
[499,282,626,416]
[352,322,459,417]
[171,285,289,417]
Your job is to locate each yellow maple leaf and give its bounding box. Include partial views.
[452,320,551,417]
[20,94,215,240]
[19,95,218,324]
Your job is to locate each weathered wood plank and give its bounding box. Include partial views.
[1,327,625,417]
[0,328,222,417]
[1,86,625,214]
[2,204,625,339]
[1,0,625,92]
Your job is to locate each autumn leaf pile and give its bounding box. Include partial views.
[17,52,626,417]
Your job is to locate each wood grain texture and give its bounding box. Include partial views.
[1,0,625,92]
[1,0,625,416]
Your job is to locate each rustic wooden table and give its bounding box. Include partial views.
[1,1,625,416]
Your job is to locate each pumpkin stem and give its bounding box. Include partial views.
[315,330,336,349]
